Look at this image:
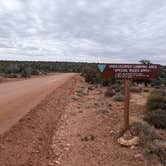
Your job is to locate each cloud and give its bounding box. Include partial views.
[0,0,165,64]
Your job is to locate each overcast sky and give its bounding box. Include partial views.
[0,0,165,64]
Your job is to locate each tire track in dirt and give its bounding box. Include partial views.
[0,73,76,134]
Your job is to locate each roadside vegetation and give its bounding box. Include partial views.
[0,61,88,78]
[0,60,112,85]
[144,88,166,129]
[1,60,165,86]
[130,122,166,165]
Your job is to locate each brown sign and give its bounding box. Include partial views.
[98,64,160,80]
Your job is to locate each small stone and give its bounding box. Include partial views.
[134,153,143,160]
[33,149,40,153]
[55,160,61,164]
[130,146,135,149]
[66,143,71,147]
[64,147,70,151]
[110,130,115,134]
[0,144,5,149]
[118,136,139,147]
[6,137,12,142]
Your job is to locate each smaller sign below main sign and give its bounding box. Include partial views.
[98,64,160,80]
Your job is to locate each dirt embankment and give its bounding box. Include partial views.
[48,81,149,166]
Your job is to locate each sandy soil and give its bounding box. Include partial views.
[0,75,163,166]
[49,80,150,166]
[0,73,77,134]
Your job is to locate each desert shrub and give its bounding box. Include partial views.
[114,88,120,93]
[21,67,32,78]
[109,83,123,93]
[96,109,109,115]
[146,93,163,111]
[145,90,166,129]
[88,86,94,90]
[130,122,166,165]
[151,89,166,96]
[159,98,166,110]
[119,85,125,94]
[81,66,101,84]
[31,69,40,75]
[113,93,124,102]
[151,79,162,87]
[144,109,166,129]
[4,64,20,74]
[101,80,110,86]
[81,135,95,141]
[0,61,90,78]
[111,84,120,89]
[154,86,160,89]
[130,122,159,146]
[7,73,19,78]
[81,65,114,85]
[104,87,115,97]
[144,89,149,92]
[130,87,142,93]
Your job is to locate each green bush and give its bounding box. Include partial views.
[144,109,166,129]
[31,69,40,75]
[151,89,166,96]
[81,66,101,84]
[145,90,166,129]
[21,67,32,78]
[146,93,163,111]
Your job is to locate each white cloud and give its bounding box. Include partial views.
[0,0,22,11]
[0,0,165,64]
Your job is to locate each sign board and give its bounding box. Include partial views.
[98,64,160,80]
[97,63,160,133]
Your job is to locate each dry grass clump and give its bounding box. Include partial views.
[104,87,115,97]
[144,89,149,92]
[130,87,142,93]
[144,109,166,129]
[112,93,124,102]
[88,86,94,90]
[130,122,166,166]
[151,89,166,96]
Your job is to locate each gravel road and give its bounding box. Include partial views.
[0,73,77,134]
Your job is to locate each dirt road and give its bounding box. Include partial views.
[49,81,147,166]
[0,73,77,134]
[0,75,162,166]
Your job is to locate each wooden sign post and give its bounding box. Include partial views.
[98,63,160,132]
[124,79,130,131]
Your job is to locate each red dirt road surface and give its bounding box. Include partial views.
[0,73,77,134]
